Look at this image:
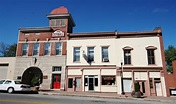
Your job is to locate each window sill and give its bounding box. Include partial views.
[73,61,81,63]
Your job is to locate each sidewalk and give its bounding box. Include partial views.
[38,90,176,102]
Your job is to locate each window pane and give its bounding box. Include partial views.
[87,47,94,61]
[68,78,73,88]
[53,66,62,72]
[124,50,131,64]
[22,43,28,56]
[76,78,81,88]
[101,76,115,85]
[73,47,80,62]
[44,43,50,55]
[33,43,39,56]
[147,49,155,64]
[123,78,132,92]
[102,47,109,61]
[95,78,98,86]
[55,42,62,55]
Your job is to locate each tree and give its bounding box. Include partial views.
[165,45,176,73]
[0,42,17,57]
[0,42,8,57]
[4,43,17,57]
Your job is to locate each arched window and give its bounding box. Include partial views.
[146,46,157,65]
[123,46,133,65]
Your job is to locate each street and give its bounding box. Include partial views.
[0,92,175,104]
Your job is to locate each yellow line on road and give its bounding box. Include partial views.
[0,99,54,104]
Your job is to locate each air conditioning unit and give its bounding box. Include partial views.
[103,58,109,62]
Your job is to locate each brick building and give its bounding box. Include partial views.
[13,6,75,90]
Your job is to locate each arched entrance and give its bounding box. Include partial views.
[22,67,43,87]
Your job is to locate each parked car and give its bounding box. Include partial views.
[0,79,31,93]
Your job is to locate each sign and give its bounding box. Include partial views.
[52,30,64,37]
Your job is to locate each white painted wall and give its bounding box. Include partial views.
[67,36,162,67]
[116,37,162,67]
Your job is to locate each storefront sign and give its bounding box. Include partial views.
[52,30,64,37]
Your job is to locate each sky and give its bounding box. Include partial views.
[0,0,175,49]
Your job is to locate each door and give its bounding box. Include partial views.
[139,81,146,95]
[155,82,162,96]
[53,74,61,89]
[88,78,94,90]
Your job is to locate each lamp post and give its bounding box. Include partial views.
[121,62,125,95]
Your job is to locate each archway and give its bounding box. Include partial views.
[22,67,43,87]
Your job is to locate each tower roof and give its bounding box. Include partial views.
[50,6,68,14]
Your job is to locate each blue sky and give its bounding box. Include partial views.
[0,0,175,49]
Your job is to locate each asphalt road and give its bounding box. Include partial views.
[0,92,175,104]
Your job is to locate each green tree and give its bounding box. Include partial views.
[0,42,17,57]
[165,45,176,73]
[0,42,8,57]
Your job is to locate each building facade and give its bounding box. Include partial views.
[13,6,75,90]
[66,28,167,97]
[0,6,169,97]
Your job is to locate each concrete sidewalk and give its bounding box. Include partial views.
[38,90,176,102]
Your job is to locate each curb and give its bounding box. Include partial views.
[38,91,173,102]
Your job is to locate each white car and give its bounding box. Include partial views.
[0,79,31,93]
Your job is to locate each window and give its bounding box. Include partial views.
[87,47,94,62]
[101,76,115,85]
[147,49,155,64]
[51,19,65,27]
[44,43,50,55]
[22,43,28,56]
[33,43,39,56]
[76,78,81,88]
[53,66,62,72]
[102,47,109,62]
[4,80,12,84]
[0,80,5,84]
[73,47,80,62]
[123,78,132,92]
[55,42,62,55]
[68,78,73,88]
[124,50,131,64]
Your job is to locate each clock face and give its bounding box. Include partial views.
[52,30,64,37]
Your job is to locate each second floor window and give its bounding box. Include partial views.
[22,43,28,56]
[124,50,131,65]
[102,47,109,62]
[33,43,39,56]
[73,47,80,62]
[51,19,65,27]
[147,49,155,64]
[55,42,62,55]
[44,43,50,56]
[87,47,94,62]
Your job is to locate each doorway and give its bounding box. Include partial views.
[155,82,162,96]
[52,74,61,89]
[84,75,98,91]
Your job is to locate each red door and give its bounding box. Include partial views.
[53,74,61,89]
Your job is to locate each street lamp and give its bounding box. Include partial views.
[121,62,125,95]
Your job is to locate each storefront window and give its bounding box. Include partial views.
[68,78,73,88]
[101,76,115,85]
